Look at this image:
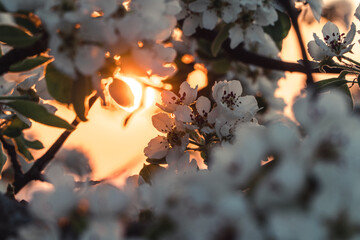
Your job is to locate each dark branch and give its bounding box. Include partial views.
[0,137,23,183]
[13,95,98,194]
[278,0,314,85]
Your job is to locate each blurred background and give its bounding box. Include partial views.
[11,0,360,199]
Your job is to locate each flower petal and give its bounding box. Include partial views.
[179,81,197,105]
[308,40,327,61]
[196,96,211,117]
[182,15,201,36]
[202,9,218,30]
[322,22,340,44]
[144,136,169,159]
[344,22,356,46]
[189,0,208,12]
[174,105,193,122]
[229,25,244,49]
[152,112,174,133]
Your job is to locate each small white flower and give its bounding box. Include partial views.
[308,21,356,61]
[157,81,198,113]
[144,113,189,159]
[212,80,259,120]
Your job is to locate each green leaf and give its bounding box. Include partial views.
[0,25,39,48]
[211,23,233,57]
[23,137,44,150]
[14,136,33,161]
[71,76,93,121]
[263,11,291,50]
[45,64,73,104]
[139,164,166,184]
[5,100,74,130]
[9,56,52,72]
[14,15,40,34]
[3,116,30,138]
[0,142,7,174]
[146,157,167,165]
[314,78,348,92]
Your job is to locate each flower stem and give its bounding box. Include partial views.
[342,56,360,67]
[189,139,202,146]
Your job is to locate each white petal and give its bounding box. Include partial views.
[339,43,354,56]
[226,80,243,96]
[222,6,238,23]
[161,90,178,106]
[174,105,193,122]
[322,22,340,44]
[189,0,208,12]
[344,22,356,46]
[196,96,211,117]
[166,0,182,15]
[236,95,259,115]
[229,25,244,49]
[144,136,169,159]
[308,40,327,61]
[202,9,218,30]
[314,33,331,52]
[179,81,197,105]
[308,0,323,22]
[182,15,201,36]
[152,112,174,133]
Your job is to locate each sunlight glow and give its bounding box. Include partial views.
[145,87,156,108]
[113,73,143,112]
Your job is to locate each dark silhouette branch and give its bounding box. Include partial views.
[278,0,314,85]
[0,137,23,183]
[13,95,98,194]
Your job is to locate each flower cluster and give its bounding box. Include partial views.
[144,80,259,170]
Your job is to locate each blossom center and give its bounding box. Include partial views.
[221,90,241,110]
[324,32,347,53]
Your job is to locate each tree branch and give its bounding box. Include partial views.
[278,0,314,85]
[13,95,98,194]
[0,137,23,183]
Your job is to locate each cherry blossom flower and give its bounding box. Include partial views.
[212,80,259,120]
[157,81,198,113]
[144,113,189,159]
[188,0,241,30]
[308,21,356,61]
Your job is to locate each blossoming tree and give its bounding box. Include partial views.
[1,0,360,239]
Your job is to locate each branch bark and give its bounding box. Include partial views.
[0,137,23,183]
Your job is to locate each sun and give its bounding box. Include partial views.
[111,72,156,112]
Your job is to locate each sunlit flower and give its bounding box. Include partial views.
[308,22,356,61]
[212,80,258,120]
[144,113,189,159]
[157,81,198,113]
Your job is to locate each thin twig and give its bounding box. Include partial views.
[13,95,98,194]
[278,0,314,86]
